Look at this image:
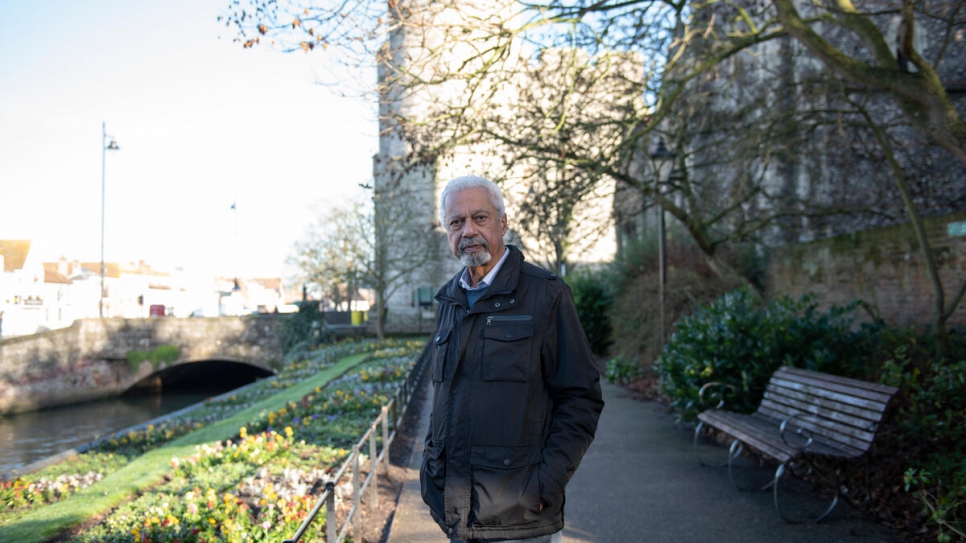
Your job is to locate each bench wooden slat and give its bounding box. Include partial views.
[760,392,880,438]
[764,382,886,422]
[699,410,798,463]
[739,413,853,458]
[769,377,888,410]
[698,366,897,467]
[771,369,897,404]
[777,366,899,396]
[758,398,876,447]
[699,410,857,462]
[756,405,869,456]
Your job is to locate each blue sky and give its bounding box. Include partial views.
[0,0,377,280]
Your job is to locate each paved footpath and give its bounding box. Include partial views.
[388,380,901,543]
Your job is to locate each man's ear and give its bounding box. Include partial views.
[501,214,508,234]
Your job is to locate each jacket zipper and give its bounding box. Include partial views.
[486,315,532,325]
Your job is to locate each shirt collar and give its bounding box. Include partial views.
[459,247,510,291]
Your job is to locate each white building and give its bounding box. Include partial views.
[0,240,289,338]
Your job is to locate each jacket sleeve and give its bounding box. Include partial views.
[537,285,604,508]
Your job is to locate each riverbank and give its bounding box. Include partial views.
[0,339,422,542]
[2,380,263,479]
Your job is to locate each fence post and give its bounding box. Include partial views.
[369,426,379,507]
[352,444,361,538]
[381,405,391,474]
[325,481,336,543]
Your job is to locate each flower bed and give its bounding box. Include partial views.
[64,340,420,542]
[0,338,416,532]
[1,452,123,511]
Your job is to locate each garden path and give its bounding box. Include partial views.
[387,380,902,543]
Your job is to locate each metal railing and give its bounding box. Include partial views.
[284,341,431,543]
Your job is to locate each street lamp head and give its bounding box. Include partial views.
[105,139,120,151]
[650,138,674,163]
[650,138,676,182]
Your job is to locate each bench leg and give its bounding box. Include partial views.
[726,439,754,490]
[773,462,840,524]
[693,421,729,467]
[692,421,705,465]
[841,456,872,508]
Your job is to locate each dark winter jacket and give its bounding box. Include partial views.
[420,245,604,540]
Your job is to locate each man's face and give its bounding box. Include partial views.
[443,187,507,269]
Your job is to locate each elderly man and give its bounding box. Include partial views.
[421,175,604,543]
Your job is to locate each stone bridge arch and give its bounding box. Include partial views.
[0,315,284,415]
[125,357,276,395]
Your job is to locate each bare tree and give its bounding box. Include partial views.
[226,0,966,338]
[288,198,371,312]
[220,0,966,167]
[366,179,444,340]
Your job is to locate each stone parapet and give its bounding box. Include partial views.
[0,316,283,415]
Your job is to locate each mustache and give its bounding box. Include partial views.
[458,236,488,253]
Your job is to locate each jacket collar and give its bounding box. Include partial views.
[437,245,524,305]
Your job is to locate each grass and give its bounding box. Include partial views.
[0,352,370,543]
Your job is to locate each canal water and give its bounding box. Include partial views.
[0,360,273,478]
[0,392,211,477]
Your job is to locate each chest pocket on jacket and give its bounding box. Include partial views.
[482,315,534,382]
[433,327,452,383]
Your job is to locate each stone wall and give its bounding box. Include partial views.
[0,316,283,415]
[766,211,966,330]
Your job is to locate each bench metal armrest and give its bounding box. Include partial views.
[779,414,814,452]
[698,382,736,409]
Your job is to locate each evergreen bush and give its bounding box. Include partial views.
[879,340,966,541]
[656,286,865,422]
[604,353,644,384]
[567,269,614,356]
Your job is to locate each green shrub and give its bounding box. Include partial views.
[604,353,645,384]
[280,302,329,355]
[656,286,865,422]
[567,269,614,355]
[881,345,966,541]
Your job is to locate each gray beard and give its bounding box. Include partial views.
[460,249,492,268]
[459,237,492,268]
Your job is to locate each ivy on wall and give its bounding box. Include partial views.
[125,345,181,372]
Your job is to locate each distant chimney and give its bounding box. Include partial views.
[58,255,68,275]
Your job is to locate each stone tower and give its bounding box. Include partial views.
[372,0,628,329]
[372,0,518,327]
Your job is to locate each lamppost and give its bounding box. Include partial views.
[650,138,675,345]
[100,122,120,318]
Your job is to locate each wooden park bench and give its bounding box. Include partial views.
[693,366,899,523]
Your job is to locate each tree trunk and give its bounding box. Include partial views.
[858,101,956,355]
[375,291,387,341]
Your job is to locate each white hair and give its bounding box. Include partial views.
[439,175,506,224]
